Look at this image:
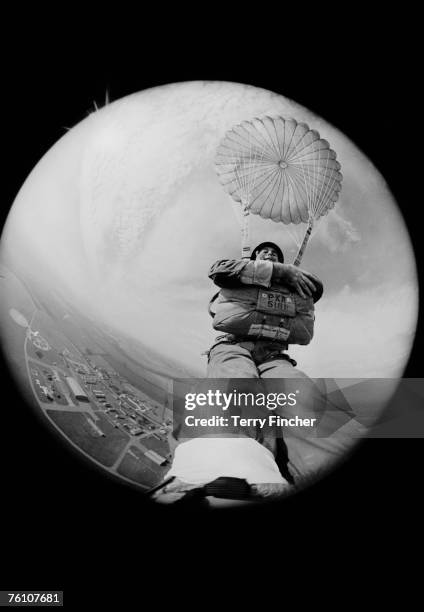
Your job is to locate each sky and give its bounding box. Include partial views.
[0,81,418,378]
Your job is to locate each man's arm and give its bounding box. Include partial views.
[272,263,323,302]
[208,258,274,288]
[209,259,323,302]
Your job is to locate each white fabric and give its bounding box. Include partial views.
[165,437,287,485]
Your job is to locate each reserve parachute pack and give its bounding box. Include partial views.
[209,284,315,345]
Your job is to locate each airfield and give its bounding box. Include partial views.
[0,264,176,491]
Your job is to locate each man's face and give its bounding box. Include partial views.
[255,246,279,262]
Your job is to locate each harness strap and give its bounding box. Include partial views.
[174,477,252,505]
[208,291,220,318]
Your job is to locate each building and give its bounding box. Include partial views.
[125,396,146,411]
[65,377,89,402]
[144,450,167,466]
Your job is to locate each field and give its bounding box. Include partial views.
[117,446,168,488]
[47,411,130,467]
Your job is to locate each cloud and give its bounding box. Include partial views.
[314,209,361,253]
[290,281,418,377]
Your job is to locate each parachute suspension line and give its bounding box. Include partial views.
[291,131,318,262]
[308,134,317,217]
[307,140,323,248]
[237,125,269,259]
[284,171,307,249]
[316,154,339,218]
[311,137,321,217]
[236,128,253,259]
[246,128,255,204]
[241,203,250,259]
[296,133,314,238]
[234,162,251,259]
[248,124,270,202]
[268,123,281,223]
[244,128,257,258]
[298,136,313,219]
[294,141,337,264]
[313,145,331,218]
[293,218,314,266]
[298,141,327,262]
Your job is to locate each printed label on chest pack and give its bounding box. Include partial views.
[256,291,296,316]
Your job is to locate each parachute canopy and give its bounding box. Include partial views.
[215,116,343,225]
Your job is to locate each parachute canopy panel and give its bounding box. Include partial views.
[215,116,343,225]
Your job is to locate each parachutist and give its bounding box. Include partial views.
[201,241,330,484]
[154,116,344,504]
[159,241,330,502]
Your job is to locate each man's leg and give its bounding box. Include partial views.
[258,358,353,483]
[168,342,259,457]
[206,342,259,378]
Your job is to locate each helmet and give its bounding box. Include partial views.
[250,242,284,263]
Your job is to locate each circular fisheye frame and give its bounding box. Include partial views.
[0,81,418,508]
